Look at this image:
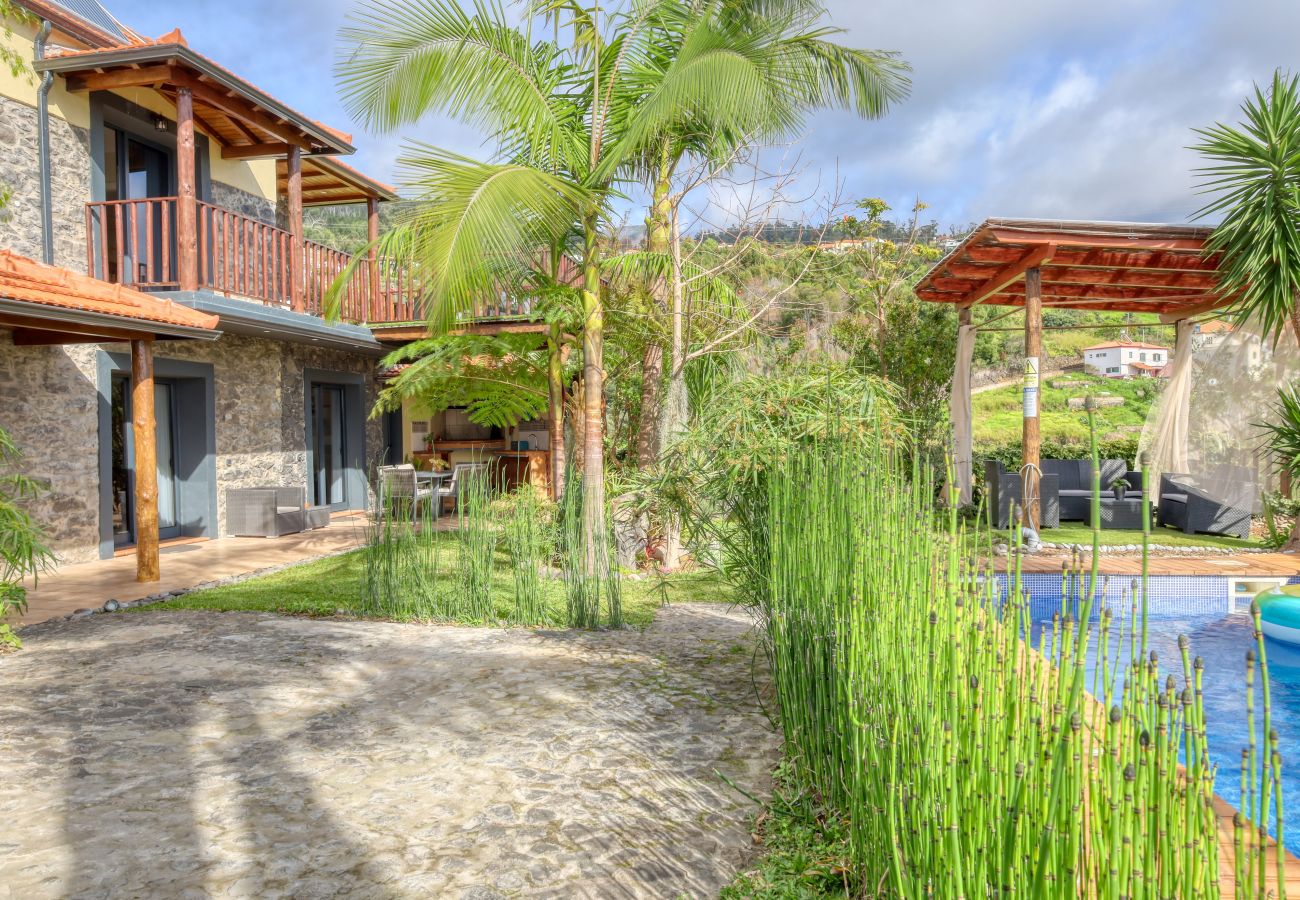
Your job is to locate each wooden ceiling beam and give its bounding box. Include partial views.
[1047,246,1220,273]
[966,244,1056,305]
[66,63,176,92]
[223,142,292,160]
[1041,266,1220,290]
[964,245,1027,264]
[0,314,151,343]
[170,73,314,150]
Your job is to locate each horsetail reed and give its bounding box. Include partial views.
[361,487,443,618]
[455,468,498,622]
[501,484,552,625]
[558,458,621,628]
[756,418,1287,898]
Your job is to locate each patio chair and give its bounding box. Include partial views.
[226,486,306,538]
[377,464,433,519]
[984,460,1060,530]
[436,462,490,515]
[1156,471,1255,540]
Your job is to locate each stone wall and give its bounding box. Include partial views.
[0,329,379,567]
[0,94,92,271]
[209,180,277,227]
[0,331,101,564]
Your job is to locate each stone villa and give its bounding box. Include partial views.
[0,0,550,574]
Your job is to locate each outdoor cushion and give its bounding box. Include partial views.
[277,506,301,514]
[1059,489,1092,497]
[1162,493,1188,504]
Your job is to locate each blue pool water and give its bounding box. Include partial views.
[1006,575,1300,829]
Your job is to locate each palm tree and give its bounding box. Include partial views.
[626,0,909,467]
[1194,70,1300,547]
[1193,70,1300,347]
[335,0,819,570]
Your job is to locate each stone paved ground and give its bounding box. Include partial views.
[0,604,778,899]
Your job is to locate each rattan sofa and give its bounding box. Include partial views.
[1156,471,1255,540]
[985,460,1060,530]
[1041,458,1135,522]
[225,487,306,538]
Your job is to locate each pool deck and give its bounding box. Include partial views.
[996,550,1300,577]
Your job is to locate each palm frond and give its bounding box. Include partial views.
[336,0,587,170]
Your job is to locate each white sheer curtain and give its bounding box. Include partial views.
[1141,316,1300,506]
[948,323,976,505]
[1141,318,1193,489]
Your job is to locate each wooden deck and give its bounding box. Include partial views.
[997,550,1300,577]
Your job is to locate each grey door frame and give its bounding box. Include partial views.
[304,369,367,511]
[97,352,217,559]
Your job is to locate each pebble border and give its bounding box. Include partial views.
[995,542,1281,557]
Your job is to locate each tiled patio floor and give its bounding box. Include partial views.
[8,513,372,629]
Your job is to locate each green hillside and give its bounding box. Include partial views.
[972,373,1162,453]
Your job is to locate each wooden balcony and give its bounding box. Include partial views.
[85,197,539,329]
[85,197,426,324]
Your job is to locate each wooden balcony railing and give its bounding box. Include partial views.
[85,197,539,327]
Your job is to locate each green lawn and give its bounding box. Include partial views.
[1026,524,1263,550]
[972,372,1160,448]
[133,539,735,628]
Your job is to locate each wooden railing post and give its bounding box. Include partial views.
[132,338,160,583]
[287,145,304,312]
[367,197,380,322]
[176,88,198,292]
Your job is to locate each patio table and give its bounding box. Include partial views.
[416,470,452,518]
[1098,496,1150,530]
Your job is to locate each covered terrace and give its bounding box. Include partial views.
[916,218,1234,528]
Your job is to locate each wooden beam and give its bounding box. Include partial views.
[987,228,1207,251]
[1022,267,1043,531]
[11,325,143,344]
[221,142,291,160]
[132,338,160,583]
[66,64,175,92]
[287,144,304,312]
[176,87,198,293]
[170,73,314,150]
[967,244,1056,305]
[367,197,380,322]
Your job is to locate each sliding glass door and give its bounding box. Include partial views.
[311,383,347,509]
[111,376,181,547]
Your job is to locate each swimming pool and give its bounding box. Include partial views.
[1005,574,1299,831]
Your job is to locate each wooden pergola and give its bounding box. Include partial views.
[916,218,1235,528]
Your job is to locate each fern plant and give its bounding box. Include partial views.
[0,426,54,648]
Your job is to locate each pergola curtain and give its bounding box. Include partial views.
[1141,318,1193,488]
[949,323,976,505]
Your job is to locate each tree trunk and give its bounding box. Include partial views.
[547,321,566,500]
[580,214,606,574]
[635,343,663,468]
[658,210,689,570]
[635,145,673,470]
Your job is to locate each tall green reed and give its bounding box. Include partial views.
[558,458,621,629]
[759,418,1286,898]
[456,468,497,622]
[361,489,443,618]
[501,484,553,625]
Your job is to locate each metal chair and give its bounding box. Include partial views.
[377,464,433,520]
[436,462,490,515]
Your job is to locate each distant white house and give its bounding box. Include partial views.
[1081,341,1172,378]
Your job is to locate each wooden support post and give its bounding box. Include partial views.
[366,197,380,321]
[176,88,198,292]
[132,339,160,583]
[287,145,304,312]
[1022,267,1043,530]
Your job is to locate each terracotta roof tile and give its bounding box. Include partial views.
[0,251,218,331]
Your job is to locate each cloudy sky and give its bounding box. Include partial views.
[106,0,1300,230]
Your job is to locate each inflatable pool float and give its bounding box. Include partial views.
[1257,585,1300,645]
